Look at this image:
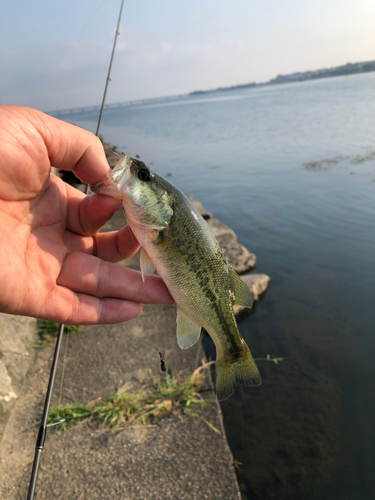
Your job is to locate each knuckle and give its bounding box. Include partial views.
[98,299,106,323]
[96,260,111,296]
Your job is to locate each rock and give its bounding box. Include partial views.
[185,195,212,220]
[240,273,270,301]
[206,219,256,273]
[234,273,270,319]
[207,218,237,244]
[0,362,15,402]
[220,242,256,274]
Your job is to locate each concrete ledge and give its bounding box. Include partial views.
[0,209,242,500]
[0,314,37,442]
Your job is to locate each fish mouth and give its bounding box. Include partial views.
[89,154,132,198]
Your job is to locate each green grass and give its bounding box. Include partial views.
[46,363,220,433]
[33,320,81,348]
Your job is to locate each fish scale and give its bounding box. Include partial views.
[90,154,261,401]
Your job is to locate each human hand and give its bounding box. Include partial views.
[0,105,173,324]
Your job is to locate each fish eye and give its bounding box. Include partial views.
[138,168,151,182]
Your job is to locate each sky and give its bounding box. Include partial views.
[0,0,374,112]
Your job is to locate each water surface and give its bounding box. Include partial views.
[57,72,375,500]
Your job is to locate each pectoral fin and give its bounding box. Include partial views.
[176,309,202,349]
[229,267,253,309]
[140,248,155,282]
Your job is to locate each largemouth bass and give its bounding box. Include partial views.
[90,154,261,400]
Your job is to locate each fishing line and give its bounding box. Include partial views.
[106,147,168,371]
[105,148,120,156]
[46,0,114,94]
[150,306,167,373]
[125,224,167,372]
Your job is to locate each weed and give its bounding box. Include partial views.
[46,362,220,433]
[254,354,284,365]
[33,320,81,348]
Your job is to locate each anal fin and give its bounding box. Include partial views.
[176,309,202,349]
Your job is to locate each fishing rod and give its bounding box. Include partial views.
[94,0,124,142]
[26,1,125,498]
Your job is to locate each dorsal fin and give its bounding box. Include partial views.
[229,267,253,309]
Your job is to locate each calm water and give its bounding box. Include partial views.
[57,72,375,500]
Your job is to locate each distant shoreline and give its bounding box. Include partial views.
[48,61,375,116]
[190,59,375,96]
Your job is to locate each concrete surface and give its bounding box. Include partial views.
[0,209,242,500]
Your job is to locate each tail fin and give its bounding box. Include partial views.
[215,342,261,402]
